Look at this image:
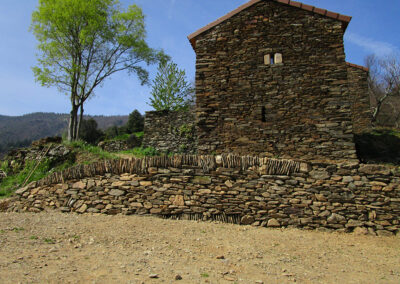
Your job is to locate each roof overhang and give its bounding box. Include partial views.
[346,62,369,72]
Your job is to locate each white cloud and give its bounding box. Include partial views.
[345,32,399,57]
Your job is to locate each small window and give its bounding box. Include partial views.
[270,56,275,65]
[261,106,266,122]
[264,53,283,65]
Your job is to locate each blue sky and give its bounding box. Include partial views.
[0,0,399,116]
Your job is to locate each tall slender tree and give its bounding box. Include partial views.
[148,59,193,111]
[31,0,165,141]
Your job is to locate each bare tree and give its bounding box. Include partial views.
[366,53,400,127]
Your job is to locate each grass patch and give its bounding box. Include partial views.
[118,147,159,158]
[72,234,80,241]
[107,133,130,141]
[200,273,209,278]
[12,227,24,232]
[51,159,75,173]
[0,160,11,173]
[104,131,143,142]
[134,131,144,138]
[0,159,52,198]
[0,139,122,198]
[65,140,118,160]
[0,229,5,234]
[44,238,56,244]
[30,235,38,240]
[370,128,400,138]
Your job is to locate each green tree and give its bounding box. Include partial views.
[79,118,103,144]
[148,60,193,111]
[104,125,120,139]
[31,0,165,141]
[126,109,144,133]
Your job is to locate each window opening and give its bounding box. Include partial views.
[261,106,266,122]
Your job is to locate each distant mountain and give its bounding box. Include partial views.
[0,112,128,156]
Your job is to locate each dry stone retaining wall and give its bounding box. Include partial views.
[7,155,400,236]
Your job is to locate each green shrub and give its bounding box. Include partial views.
[126,109,144,133]
[104,125,120,140]
[134,131,144,138]
[79,118,104,145]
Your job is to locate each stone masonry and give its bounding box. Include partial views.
[346,63,372,134]
[6,155,400,236]
[143,110,197,154]
[189,0,371,161]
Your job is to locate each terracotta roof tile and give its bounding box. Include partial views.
[338,14,352,22]
[326,10,339,19]
[290,1,302,8]
[301,3,314,12]
[346,62,369,72]
[188,0,352,49]
[313,7,327,16]
[277,0,290,4]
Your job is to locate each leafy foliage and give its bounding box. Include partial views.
[126,134,142,148]
[79,118,104,145]
[126,109,144,133]
[31,0,166,140]
[148,60,193,111]
[103,110,144,141]
[104,125,120,140]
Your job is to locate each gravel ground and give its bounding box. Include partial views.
[0,212,399,284]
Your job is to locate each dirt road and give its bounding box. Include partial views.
[0,212,399,283]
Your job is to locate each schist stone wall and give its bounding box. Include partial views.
[5,155,400,236]
[193,1,362,160]
[346,64,372,134]
[142,110,197,154]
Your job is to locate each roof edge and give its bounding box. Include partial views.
[346,62,369,72]
[188,0,352,49]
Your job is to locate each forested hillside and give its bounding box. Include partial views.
[0,112,128,155]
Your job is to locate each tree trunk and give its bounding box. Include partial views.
[372,93,389,123]
[68,106,78,141]
[77,103,84,140]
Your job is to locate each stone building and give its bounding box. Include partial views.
[143,0,371,161]
[187,0,371,161]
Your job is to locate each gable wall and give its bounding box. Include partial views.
[194,1,356,161]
